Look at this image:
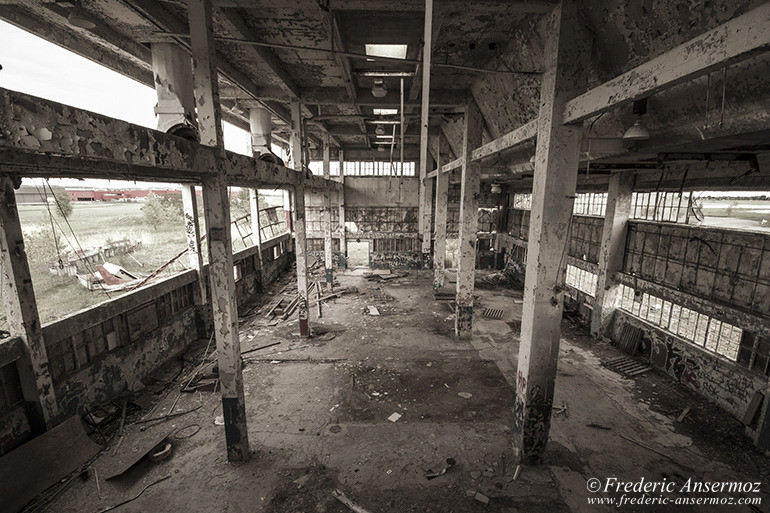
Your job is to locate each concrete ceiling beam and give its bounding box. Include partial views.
[564,2,770,124]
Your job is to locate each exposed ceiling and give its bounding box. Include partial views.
[0,0,768,185]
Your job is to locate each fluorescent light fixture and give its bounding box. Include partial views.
[365,44,407,59]
[373,108,398,115]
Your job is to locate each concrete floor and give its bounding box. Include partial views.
[39,270,770,512]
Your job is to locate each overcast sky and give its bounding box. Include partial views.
[0,19,252,189]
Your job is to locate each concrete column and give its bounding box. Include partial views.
[591,172,633,337]
[322,133,333,289]
[150,43,207,334]
[418,0,434,269]
[0,177,57,431]
[455,100,482,338]
[188,0,248,461]
[432,136,448,290]
[338,150,346,260]
[514,0,587,465]
[249,107,272,157]
[290,101,310,336]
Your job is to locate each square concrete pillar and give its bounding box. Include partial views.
[513,0,588,464]
[188,0,248,461]
[591,171,634,337]
[454,100,482,338]
[322,133,333,289]
[0,177,58,431]
[432,136,449,290]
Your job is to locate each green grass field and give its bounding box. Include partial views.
[6,201,190,328]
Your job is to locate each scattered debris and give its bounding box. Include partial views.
[148,441,173,462]
[676,406,691,423]
[0,416,102,513]
[458,392,473,399]
[332,488,372,513]
[214,416,225,426]
[174,424,201,439]
[424,458,455,479]
[135,405,203,426]
[513,465,521,481]
[387,412,402,422]
[367,305,380,316]
[241,341,281,355]
[470,470,481,480]
[98,474,171,513]
[553,401,569,418]
[618,434,695,471]
[586,423,612,430]
[474,492,490,505]
[293,474,311,488]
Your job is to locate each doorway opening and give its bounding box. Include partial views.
[347,240,370,268]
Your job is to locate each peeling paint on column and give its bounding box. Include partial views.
[513,381,554,465]
[513,1,587,465]
[0,177,58,427]
[454,101,482,339]
[432,136,448,290]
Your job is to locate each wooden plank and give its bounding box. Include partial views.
[100,426,172,480]
[563,2,770,124]
[0,416,101,512]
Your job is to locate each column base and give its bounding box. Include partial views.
[454,305,473,338]
[221,396,250,462]
[513,386,555,465]
[433,268,445,290]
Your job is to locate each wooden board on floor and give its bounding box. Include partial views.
[100,426,172,480]
[0,415,102,513]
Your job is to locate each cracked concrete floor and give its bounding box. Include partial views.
[41,270,769,512]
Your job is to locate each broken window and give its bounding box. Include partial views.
[617,284,744,363]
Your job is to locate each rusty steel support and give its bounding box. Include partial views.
[322,133,333,289]
[591,171,633,337]
[188,0,249,461]
[290,101,310,336]
[338,149,346,260]
[150,43,208,337]
[432,136,448,290]
[514,0,587,465]
[454,100,482,338]
[0,177,58,431]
